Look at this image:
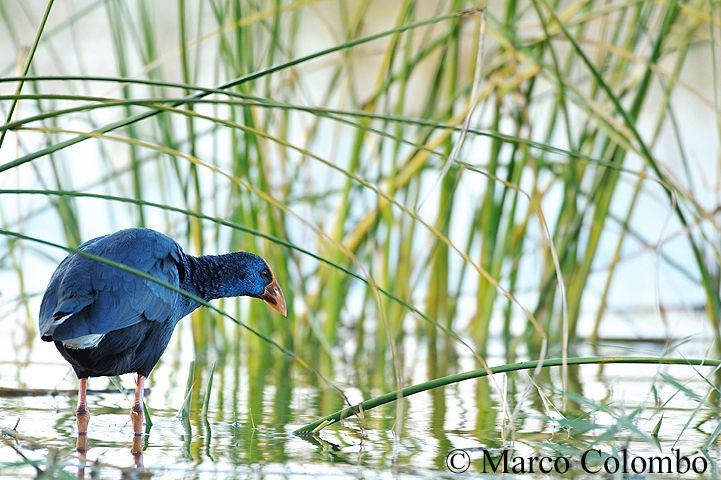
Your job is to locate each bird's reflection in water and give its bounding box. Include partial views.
[75,430,87,478]
[73,425,149,478]
[131,434,145,470]
[75,408,89,479]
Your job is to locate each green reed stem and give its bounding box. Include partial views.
[179,360,196,418]
[0,9,478,174]
[0,0,54,149]
[0,87,672,179]
[295,356,721,434]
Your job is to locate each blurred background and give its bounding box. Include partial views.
[1,0,720,477]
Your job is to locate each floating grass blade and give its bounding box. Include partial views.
[652,414,663,437]
[294,357,721,435]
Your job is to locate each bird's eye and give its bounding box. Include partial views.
[260,269,271,280]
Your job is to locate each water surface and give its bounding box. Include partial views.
[2,316,719,478]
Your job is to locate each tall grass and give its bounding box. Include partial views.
[0,0,719,436]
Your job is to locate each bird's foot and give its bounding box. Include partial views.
[130,402,145,462]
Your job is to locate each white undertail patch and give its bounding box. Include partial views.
[61,334,105,349]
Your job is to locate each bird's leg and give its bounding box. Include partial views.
[76,377,90,433]
[131,374,146,438]
[76,378,89,478]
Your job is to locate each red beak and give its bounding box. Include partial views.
[259,277,287,317]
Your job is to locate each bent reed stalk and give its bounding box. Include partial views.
[294,357,721,434]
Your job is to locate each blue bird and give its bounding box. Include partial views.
[39,228,286,436]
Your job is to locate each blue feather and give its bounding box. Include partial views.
[39,228,182,340]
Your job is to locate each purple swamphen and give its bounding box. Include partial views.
[38,228,287,437]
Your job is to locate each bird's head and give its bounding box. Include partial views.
[240,254,287,317]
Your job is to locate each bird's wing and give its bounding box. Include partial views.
[39,229,184,341]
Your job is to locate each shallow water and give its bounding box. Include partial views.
[2,313,720,479]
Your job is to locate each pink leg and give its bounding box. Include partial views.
[76,377,90,434]
[76,378,89,478]
[131,375,146,438]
